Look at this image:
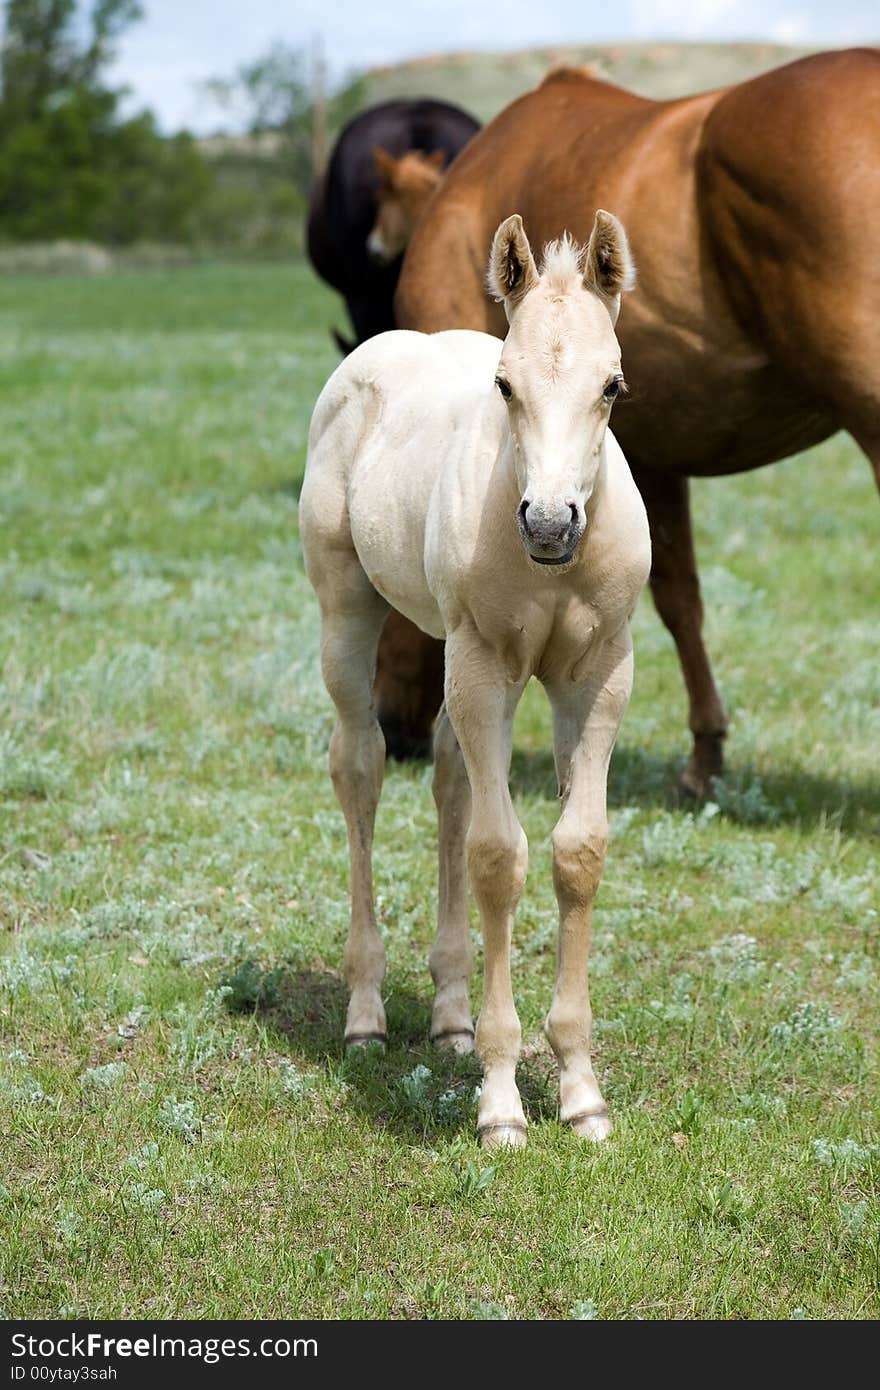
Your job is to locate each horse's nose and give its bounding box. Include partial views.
[519,497,579,544]
[366,230,391,264]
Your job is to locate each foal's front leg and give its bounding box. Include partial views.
[545,630,634,1141]
[444,626,528,1147]
[430,705,475,1050]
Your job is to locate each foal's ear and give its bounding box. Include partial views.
[488,213,539,317]
[583,209,636,324]
[424,149,446,171]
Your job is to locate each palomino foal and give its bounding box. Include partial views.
[300,212,651,1147]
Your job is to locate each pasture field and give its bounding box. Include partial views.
[0,262,877,1320]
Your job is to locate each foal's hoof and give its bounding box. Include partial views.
[344,1032,387,1052]
[567,1107,612,1143]
[431,1027,475,1055]
[478,1121,528,1150]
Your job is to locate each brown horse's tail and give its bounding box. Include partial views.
[332,327,357,355]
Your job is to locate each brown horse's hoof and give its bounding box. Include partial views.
[679,767,709,801]
[379,718,433,762]
[478,1121,528,1150]
[680,731,726,800]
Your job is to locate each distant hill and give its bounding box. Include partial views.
[198,42,839,256]
[357,42,820,125]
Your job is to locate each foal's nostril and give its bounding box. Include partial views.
[519,497,581,554]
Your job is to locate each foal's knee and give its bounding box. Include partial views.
[552,823,608,908]
[329,719,385,805]
[467,823,528,909]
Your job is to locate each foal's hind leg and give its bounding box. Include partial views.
[316,557,390,1046]
[430,705,475,1051]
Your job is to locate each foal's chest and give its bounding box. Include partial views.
[535,592,606,685]
[480,587,605,688]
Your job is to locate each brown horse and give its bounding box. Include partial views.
[377,48,880,794]
[367,147,447,265]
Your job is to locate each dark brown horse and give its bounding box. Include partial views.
[307,98,480,354]
[378,48,880,793]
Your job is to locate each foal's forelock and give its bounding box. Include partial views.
[539,234,586,295]
[513,277,615,386]
[509,238,616,354]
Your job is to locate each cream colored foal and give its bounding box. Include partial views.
[300,211,651,1147]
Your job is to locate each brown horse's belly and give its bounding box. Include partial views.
[663,411,836,478]
[615,387,836,478]
[615,314,837,477]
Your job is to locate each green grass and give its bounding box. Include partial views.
[0,261,877,1320]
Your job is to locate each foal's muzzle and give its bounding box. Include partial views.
[517,496,585,565]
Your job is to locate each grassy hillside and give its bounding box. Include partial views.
[188,42,829,257]
[358,42,819,124]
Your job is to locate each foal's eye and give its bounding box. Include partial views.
[495,376,512,401]
[603,374,625,403]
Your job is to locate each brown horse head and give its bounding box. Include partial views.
[367,147,447,264]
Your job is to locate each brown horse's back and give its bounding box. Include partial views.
[397,51,880,474]
[395,70,658,338]
[397,68,787,474]
[699,48,880,459]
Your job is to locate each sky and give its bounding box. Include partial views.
[104,0,880,133]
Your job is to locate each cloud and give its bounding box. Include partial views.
[107,0,879,133]
[769,16,811,43]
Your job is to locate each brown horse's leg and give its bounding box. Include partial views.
[632,468,728,797]
[374,611,445,761]
[850,428,880,494]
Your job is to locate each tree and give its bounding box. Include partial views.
[205,41,366,195]
[0,0,142,118]
[0,0,213,244]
